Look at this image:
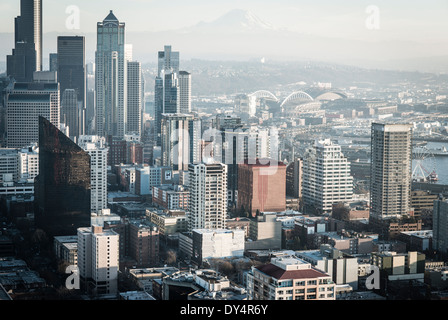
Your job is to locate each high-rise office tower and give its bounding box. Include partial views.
[78,135,108,214]
[433,199,448,256]
[214,124,275,208]
[154,71,179,145]
[127,61,142,136]
[237,159,286,217]
[286,158,303,199]
[49,53,58,72]
[60,89,78,139]
[5,82,60,148]
[7,0,42,82]
[302,139,353,215]
[158,45,179,76]
[370,123,413,220]
[187,162,228,231]
[161,113,194,171]
[154,45,181,146]
[77,225,119,297]
[57,36,86,138]
[34,116,91,237]
[189,117,202,165]
[178,71,191,114]
[95,11,127,138]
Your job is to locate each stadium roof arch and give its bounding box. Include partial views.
[248,90,280,102]
[280,91,314,107]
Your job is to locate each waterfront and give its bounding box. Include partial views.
[416,142,448,185]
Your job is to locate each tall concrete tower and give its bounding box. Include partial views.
[370,123,413,220]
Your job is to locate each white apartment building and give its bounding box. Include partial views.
[77,225,119,297]
[192,228,245,264]
[0,148,19,183]
[246,255,336,300]
[78,135,108,213]
[17,144,39,182]
[302,139,353,214]
[187,162,228,231]
[134,165,174,196]
[0,145,39,184]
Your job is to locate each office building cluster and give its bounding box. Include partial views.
[1,1,448,303]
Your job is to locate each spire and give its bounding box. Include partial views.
[104,10,118,22]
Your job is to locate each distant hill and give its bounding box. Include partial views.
[1,9,447,75]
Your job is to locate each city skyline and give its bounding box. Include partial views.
[1,0,448,305]
[0,1,447,72]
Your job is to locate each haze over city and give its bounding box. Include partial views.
[0,0,448,72]
[1,0,448,309]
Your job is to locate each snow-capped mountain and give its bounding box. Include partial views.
[184,9,276,33]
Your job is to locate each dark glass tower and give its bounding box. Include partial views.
[57,36,86,138]
[7,0,42,82]
[34,116,91,237]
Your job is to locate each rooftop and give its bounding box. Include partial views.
[256,262,330,281]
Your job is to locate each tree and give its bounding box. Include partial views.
[332,202,350,221]
[217,260,234,276]
[165,250,177,265]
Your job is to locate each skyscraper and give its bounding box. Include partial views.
[57,36,86,138]
[34,116,91,237]
[158,45,179,76]
[286,158,303,199]
[78,135,109,214]
[188,162,228,231]
[178,71,191,114]
[370,123,413,220]
[154,45,183,146]
[154,70,179,145]
[127,61,142,136]
[95,10,127,138]
[60,89,80,139]
[302,139,353,215]
[161,113,194,171]
[433,199,448,256]
[5,82,60,148]
[7,0,42,82]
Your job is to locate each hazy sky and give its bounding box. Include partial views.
[0,0,447,43]
[0,0,447,71]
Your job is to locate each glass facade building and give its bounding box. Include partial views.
[34,116,91,237]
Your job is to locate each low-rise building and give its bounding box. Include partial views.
[370,251,426,282]
[146,209,188,237]
[246,255,336,300]
[398,230,433,253]
[162,269,247,300]
[296,244,359,290]
[245,213,282,251]
[152,184,189,211]
[192,229,245,265]
[119,290,156,300]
